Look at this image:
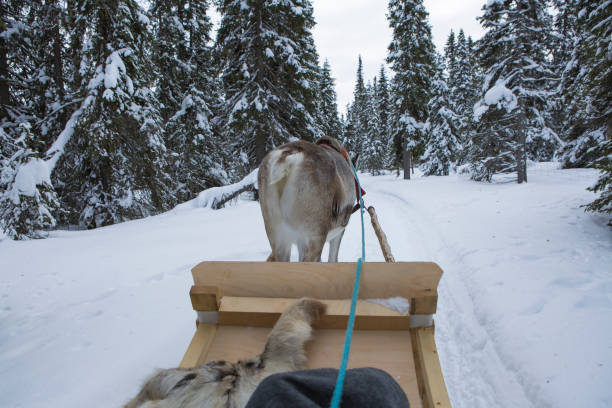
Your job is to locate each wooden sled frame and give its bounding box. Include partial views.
[180,261,451,408]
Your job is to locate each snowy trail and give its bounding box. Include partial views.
[1,165,610,408]
[362,180,533,408]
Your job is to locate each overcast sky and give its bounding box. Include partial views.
[311,0,486,114]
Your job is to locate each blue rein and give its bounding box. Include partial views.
[329,160,366,408]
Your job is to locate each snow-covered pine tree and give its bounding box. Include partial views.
[345,55,369,158]
[471,0,560,183]
[362,78,387,175]
[452,29,480,165]
[422,58,460,176]
[586,138,611,224]
[386,0,436,176]
[444,30,457,90]
[0,0,74,238]
[1,0,30,163]
[376,65,392,169]
[557,0,610,171]
[55,0,170,229]
[562,0,611,222]
[0,1,72,151]
[29,0,71,149]
[317,59,343,140]
[547,0,574,161]
[0,123,60,239]
[342,103,357,156]
[453,30,476,122]
[216,0,321,172]
[152,0,226,204]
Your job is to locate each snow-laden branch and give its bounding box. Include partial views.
[174,168,259,211]
[7,95,94,201]
[473,79,518,122]
[45,95,94,172]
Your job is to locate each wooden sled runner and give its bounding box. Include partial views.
[180,261,451,408]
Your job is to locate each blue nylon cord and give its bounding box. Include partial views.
[329,161,366,408]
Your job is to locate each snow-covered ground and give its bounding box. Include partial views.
[1,164,610,408]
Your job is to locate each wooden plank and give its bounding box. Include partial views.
[217,297,410,330]
[410,289,438,315]
[190,285,219,311]
[191,261,442,300]
[411,326,451,408]
[205,326,422,408]
[410,329,427,406]
[179,323,217,368]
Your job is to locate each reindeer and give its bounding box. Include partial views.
[258,136,361,262]
[124,298,326,408]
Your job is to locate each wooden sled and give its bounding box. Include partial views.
[180,261,451,408]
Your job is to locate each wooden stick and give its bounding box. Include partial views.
[367,206,395,263]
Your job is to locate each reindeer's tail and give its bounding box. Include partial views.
[260,298,326,370]
[267,149,303,185]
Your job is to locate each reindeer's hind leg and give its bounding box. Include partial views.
[327,229,345,262]
[270,241,291,262]
[297,236,325,262]
[260,298,326,372]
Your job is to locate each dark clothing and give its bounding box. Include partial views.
[246,367,410,408]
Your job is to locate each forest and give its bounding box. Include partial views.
[1,0,610,239]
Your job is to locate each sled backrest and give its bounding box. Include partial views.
[190,261,441,316]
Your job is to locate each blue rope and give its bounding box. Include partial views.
[330,161,366,408]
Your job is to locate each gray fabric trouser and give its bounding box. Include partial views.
[245,367,411,408]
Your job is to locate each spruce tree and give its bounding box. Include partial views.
[472,0,559,183]
[0,124,59,239]
[422,59,460,176]
[376,65,392,169]
[318,59,343,139]
[557,0,611,170]
[444,30,457,90]
[56,0,169,228]
[566,0,612,222]
[453,30,477,122]
[152,0,225,203]
[362,79,387,174]
[386,0,436,176]
[216,0,321,172]
[452,29,480,166]
[345,55,369,158]
[342,104,357,156]
[0,0,72,238]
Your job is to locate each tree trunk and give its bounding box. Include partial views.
[67,0,84,92]
[516,112,528,184]
[50,1,68,129]
[0,3,10,116]
[403,148,411,180]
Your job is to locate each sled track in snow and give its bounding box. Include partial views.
[366,186,538,408]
